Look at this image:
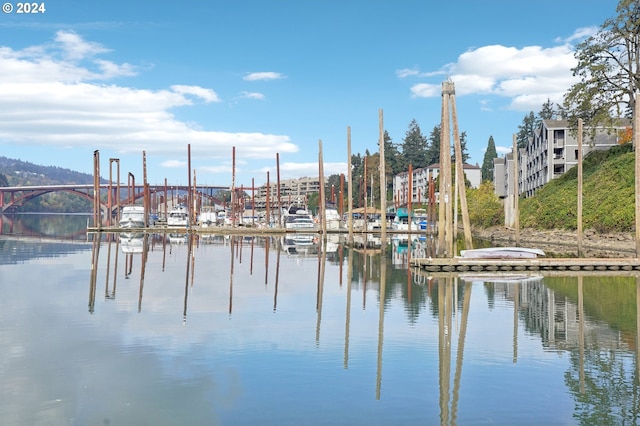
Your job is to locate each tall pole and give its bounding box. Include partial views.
[143,151,148,227]
[187,144,192,225]
[635,98,640,256]
[439,81,453,257]
[93,150,101,229]
[577,118,583,256]
[266,171,270,226]
[408,164,413,234]
[276,153,282,228]
[513,134,520,246]
[164,178,168,221]
[108,159,113,227]
[379,109,387,242]
[319,140,326,237]
[363,156,368,233]
[231,146,236,227]
[339,173,345,218]
[116,159,120,223]
[347,126,353,242]
[450,86,473,249]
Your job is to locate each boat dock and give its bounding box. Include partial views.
[411,256,640,273]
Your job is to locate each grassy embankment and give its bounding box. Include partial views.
[466,143,635,233]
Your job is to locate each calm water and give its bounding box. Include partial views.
[2,214,640,425]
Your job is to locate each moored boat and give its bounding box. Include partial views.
[459,247,545,259]
[119,205,145,228]
[167,205,189,227]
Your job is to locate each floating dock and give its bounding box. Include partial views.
[411,257,640,273]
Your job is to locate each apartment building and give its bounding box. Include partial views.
[392,163,481,207]
[496,119,628,199]
[252,176,324,208]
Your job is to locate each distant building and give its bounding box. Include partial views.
[392,163,481,207]
[252,176,324,209]
[496,119,629,199]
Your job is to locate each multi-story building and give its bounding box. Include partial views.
[496,119,629,199]
[392,162,481,207]
[251,176,324,209]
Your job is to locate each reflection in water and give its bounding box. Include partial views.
[79,231,640,424]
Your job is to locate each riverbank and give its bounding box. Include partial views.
[472,226,636,258]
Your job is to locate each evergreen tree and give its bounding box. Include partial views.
[481,136,498,182]
[516,111,537,149]
[400,119,428,169]
[0,173,8,187]
[382,130,402,175]
[426,125,441,166]
[451,131,470,163]
[563,0,640,141]
[539,98,558,120]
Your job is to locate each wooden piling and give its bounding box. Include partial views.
[231,146,236,227]
[577,119,583,256]
[266,171,270,226]
[143,151,148,227]
[513,134,520,246]
[450,90,472,249]
[347,127,353,242]
[276,153,282,228]
[379,109,387,242]
[319,139,326,237]
[93,150,101,228]
[635,99,640,256]
[187,144,192,225]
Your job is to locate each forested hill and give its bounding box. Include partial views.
[0,156,95,187]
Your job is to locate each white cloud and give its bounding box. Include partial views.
[0,32,295,162]
[405,28,590,112]
[496,146,511,155]
[171,85,221,103]
[243,71,285,81]
[239,91,265,100]
[161,160,186,168]
[54,30,109,60]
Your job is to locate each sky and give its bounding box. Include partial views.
[0,0,619,188]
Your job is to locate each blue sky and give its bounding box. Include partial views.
[0,0,617,188]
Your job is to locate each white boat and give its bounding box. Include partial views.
[392,207,410,231]
[119,205,145,228]
[198,208,217,227]
[284,201,316,230]
[324,208,342,230]
[167,205,189,227]
[459,247,545,259]
[285,215,316,230]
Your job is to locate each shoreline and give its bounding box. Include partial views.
[472,227,636,258]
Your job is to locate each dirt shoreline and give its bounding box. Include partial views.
[471,227,637,258]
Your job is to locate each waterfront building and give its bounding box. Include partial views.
[392,163,481,207]
[252,176,325,209]
[496,119,629,199]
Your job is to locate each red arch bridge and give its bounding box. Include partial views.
[0,184,232,215]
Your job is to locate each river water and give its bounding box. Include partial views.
[1,214,639,425]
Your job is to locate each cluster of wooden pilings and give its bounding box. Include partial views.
[90,109,395,244]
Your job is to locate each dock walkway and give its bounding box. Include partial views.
[411,257,640,273]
